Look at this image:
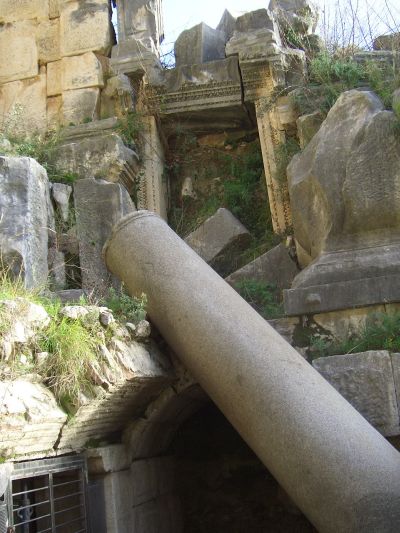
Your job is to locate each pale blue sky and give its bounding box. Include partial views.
[161,0,400,46]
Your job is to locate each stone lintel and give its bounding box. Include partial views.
[284,274,400,316]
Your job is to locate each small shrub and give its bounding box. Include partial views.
[117,112,144,146]
[105,286,147,323]
[309,312,400,359]
[234,279,284,319]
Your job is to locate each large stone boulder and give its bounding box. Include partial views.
[313,351,400,436]
[225,243,299,290]
[0,157,52,288]
[285,90,400,315]
[184,208,251,275]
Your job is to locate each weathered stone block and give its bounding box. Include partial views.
[63,52,105,91]
[74,178,135,296]
[61,87,100,125]
[174,22,226,67]
[48,53,105,97]
[225,243,298,290]
[36,19,60,64]
[0,74,47,135]
[102,470,133,533]
[312,351,400,436]
[269,0,319,35]
[228,243,298,289]
[296,110,323,148]
[0,157,52,288]
[53,132,139,192]
[313,306,385,342]
[0,20,38,83]
[47,95,62,129]
[0,379,67,459]
[60,0,114,57]
[216,9,237,42]
[184,208,251,274]
[285,90,400,315]
[235,9,276,33]
[116,0,164,53]
[86,444,130,474]
[0,0,48,23]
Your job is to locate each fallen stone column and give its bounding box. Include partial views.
[104,211,400,533]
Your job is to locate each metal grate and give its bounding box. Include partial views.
[6,457,88,533]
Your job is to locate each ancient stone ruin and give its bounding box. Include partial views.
[1,0,400,531]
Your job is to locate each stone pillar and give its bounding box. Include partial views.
[104,211,400,533]
[255,98,291,234]
[116,0,164,54]
[137,115,167,219]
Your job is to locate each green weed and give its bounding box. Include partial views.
[309,312,400,359]
[105,286,147,323]
[234,279,284,319]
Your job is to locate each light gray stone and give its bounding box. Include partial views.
[216,9,237,43]
[100,309,114,326]
[104,210,400,533]
[0,379,67,459]
[285,90,400,314]
[181,177,197,199]
[225,243,299,290]
[0,297,49,345]
[134,319,151,339]
[48,247,66,290]
[296,110,323,149]
[116,0,164,53]
[0,463,12,497]
[60,305,89,320]
[174,22,226,67]
[86,444,130,474]
[102,470,133,533]
[53,133,139,195]
[55,289,86,303]
[0,157,52,288]
[184,207,251,275]
[312,351,400,436]
[269,0,319,34]
[101,74,134,119]
[74,178,135,297]
[393,88,400,112]
[51,182,72,223]
[111,39,162,78]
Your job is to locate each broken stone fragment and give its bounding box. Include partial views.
[174,22,226,67]
[296,110,324,149]
[181,177,197,199]
[0,157,52,288]
[60,305,89,320]
[51,182,72,223]
[100,310,115,327]
[135,320,151,339]
[184,207,251,275]
[269,0,319,35]
[0,298,50,346]
[225,243,299,290]
[313,351,400,436]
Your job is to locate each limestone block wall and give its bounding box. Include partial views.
[0,0,115,135]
